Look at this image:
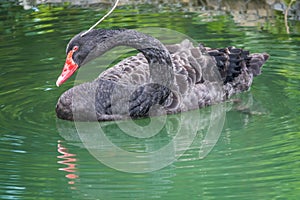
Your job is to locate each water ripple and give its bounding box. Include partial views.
[0,2,300,199]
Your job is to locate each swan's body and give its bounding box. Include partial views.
[56,29,269,121]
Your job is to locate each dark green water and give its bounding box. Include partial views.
[1,1,300,199]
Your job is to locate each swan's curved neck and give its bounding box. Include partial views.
[93,29,174,86]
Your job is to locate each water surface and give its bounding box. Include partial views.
[1,1,300,199]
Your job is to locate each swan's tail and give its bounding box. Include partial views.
[205,46,269,83]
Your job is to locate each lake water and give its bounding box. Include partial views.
[1,1,300,199]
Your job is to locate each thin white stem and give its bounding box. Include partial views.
[81,0,120,37]
[284,0,296,34]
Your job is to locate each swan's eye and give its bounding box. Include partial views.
[73,46,79,51]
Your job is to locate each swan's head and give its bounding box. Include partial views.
[56,29,119,87]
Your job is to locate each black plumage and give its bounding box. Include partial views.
[56,29,269,121]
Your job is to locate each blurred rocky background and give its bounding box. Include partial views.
[19,0,300,24]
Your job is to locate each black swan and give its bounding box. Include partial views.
[56,29,269,121]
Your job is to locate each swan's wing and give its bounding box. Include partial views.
[95,39,268,116]
[97,53,150,85]
[164,40,222,112]
[95,53,171,118]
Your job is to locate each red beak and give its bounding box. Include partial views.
[56,50,79,87]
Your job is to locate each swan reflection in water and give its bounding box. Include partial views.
[56,92,265,198]
[56,91,264,173]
